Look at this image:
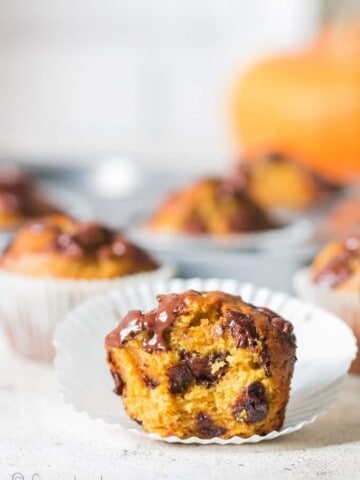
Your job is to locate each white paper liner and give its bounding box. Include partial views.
[293,268,360,373]
[127,217,313,252]
[54,278,357,444]
[0,263,174,361]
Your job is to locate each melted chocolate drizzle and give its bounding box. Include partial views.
[52,220,155,263]
[105,294,185,352]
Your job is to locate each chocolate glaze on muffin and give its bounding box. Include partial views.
[105,290,296,439]
[0,214,158,279]
[147,177,276,236]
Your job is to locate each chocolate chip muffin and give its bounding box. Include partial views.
[105,290,296,439]
[0,167,58,230]
[147,177,276,236]
[294,235,360,373]
[234,153,339,211]
[0,213,158,278]
[311,236,360,290]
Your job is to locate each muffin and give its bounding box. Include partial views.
[0,214,172,360]
[147,177,275,236]
[294,235,360,373]
[0,213,159,278]
[234,153,339,211]
[0,167,57,230]
[105,290,296,439]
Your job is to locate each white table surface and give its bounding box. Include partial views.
[1,330,360,480]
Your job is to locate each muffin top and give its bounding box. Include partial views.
[106,289,296,358]
[0,214,158,279]
[0,168,57,228]
[311,235,360,290]
[147,177,275,235]
[234,153,338,211]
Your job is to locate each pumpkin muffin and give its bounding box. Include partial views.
[0,214,171,361]
[234,153,338,211]
[147,177,275,235]
[0,167,57,230]
[105,290,296,439]
[294,235,360,373]
[0,213,158,278]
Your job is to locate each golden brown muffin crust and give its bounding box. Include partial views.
[147,177,276,235]
[0,214,158,279]
[105,290,296,439]
[234,153,338,211]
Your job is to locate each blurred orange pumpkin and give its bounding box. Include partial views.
[231,22,360,183]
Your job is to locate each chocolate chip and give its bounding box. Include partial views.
[233,382,268,424]
[74,222,113,249]
[225,310,258,349]
[182,351,229,387]
[258,347,271,377]
[195,412,227,439]
[143,375,159,389]
[168,364,193,394]
[106,294,185,352]
[55,233,84,258]
[110,370,125,396]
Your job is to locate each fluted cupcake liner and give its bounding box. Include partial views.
[293,268,360,374]
[0,263,175,361]
[54,278,356,444]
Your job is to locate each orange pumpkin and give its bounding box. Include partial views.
[231,22,360,183]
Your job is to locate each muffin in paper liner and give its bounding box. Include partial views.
[293,268,360,374]
[0,263,174,361]
[54,278,357,444]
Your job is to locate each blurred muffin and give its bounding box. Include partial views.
[0,167,57,230]
[147,177,275,235]
[0,214,171,361]
[1,213,158,278]
[294,235,360,373]
[311,236,360,290]
[105,290,296,439]
[235,153,339,211]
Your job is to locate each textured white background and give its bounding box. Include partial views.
[1,330,360,480]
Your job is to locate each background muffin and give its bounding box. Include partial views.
[0,167,58,230]
[0,214,172,361]
[147,177,275,236]
[294,235,360,373]
[0,213,158,279]
[234,153,339,212]
[105,290,296,440]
